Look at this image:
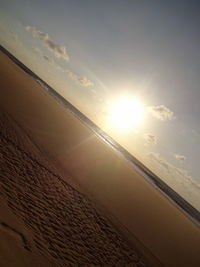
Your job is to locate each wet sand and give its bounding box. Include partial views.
[0,48,200,266]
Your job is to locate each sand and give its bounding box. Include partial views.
[0,110,150,266]
[0,47,200,266]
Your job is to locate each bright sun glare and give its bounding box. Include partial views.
[108,96,145,131]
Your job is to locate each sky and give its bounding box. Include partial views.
[1,0,200,211]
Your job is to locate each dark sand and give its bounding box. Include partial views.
[0,111,150,266]
[0,49,200,266]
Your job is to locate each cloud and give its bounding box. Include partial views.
[66,70,94,87]
[41,57,94,87]
[26,26,69,61]
[148,152,186,175]
[175,154,186,161]
[144,133,157,145]
[147,152,195,186]
[147,151,200,210]
[147,152,171,172]
[147,152,199,191]
[43,55,55,65]
[148,105,175,121]
[32,44,94,88]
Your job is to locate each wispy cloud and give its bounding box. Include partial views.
[29,26,94,88]
[147,151,200,209]
[148,152,171,172]
[147,152,199,190]
[175,154,186,161]
[144,133,157,145]
[148,105,175,121]
[26,26,69,61]
[41,54,94,88]
[147,152,199,189]
[148,152,187,175]
[43,55,54,64]
[66,70,94,87]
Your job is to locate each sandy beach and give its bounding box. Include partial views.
[0,110,150,266]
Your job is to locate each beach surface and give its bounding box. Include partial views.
[0,110,149,266]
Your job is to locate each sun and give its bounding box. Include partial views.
[107,96,145,131]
